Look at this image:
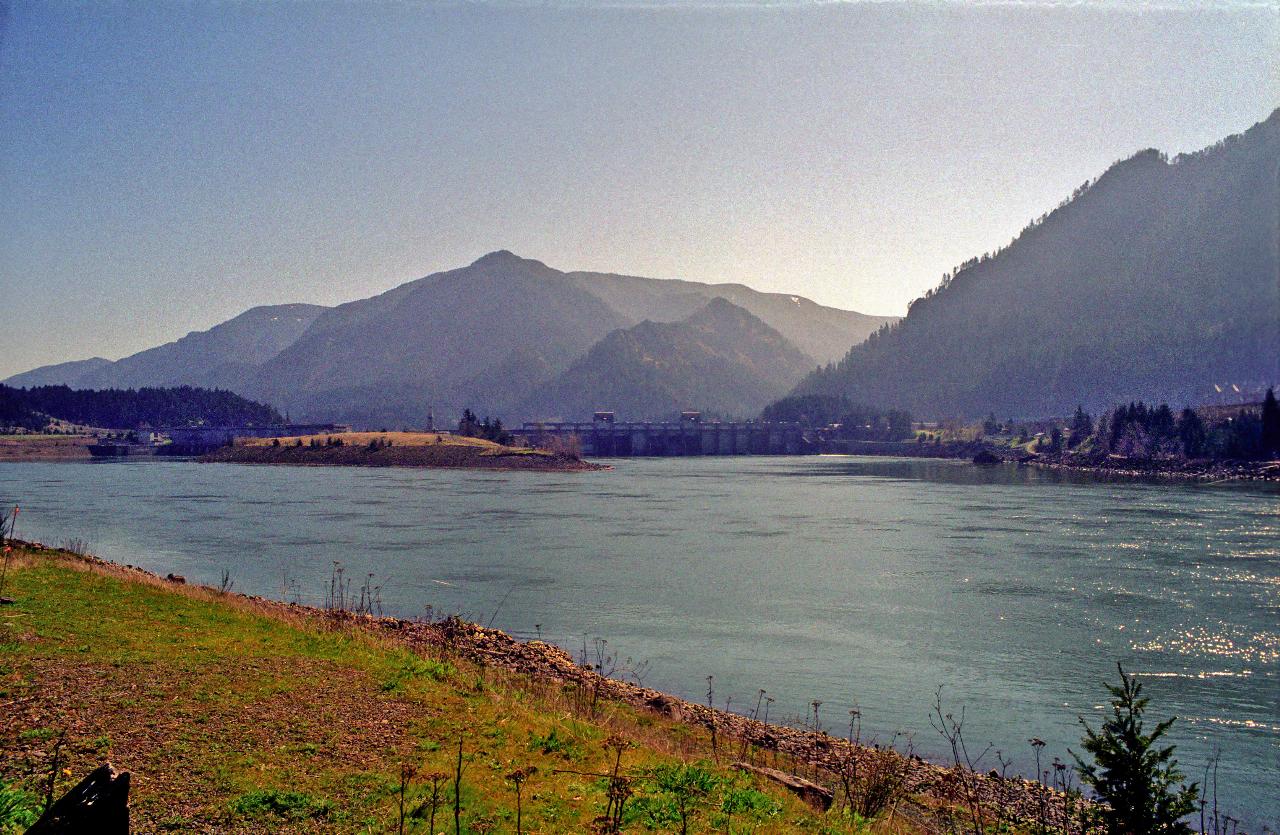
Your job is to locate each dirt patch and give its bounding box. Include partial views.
[2,654,428,832]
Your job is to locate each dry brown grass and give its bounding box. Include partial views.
[238,431,500,449]
[0,435,95,461]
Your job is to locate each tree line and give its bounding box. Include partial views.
[457,409,513,445]
[1068,390,1280,461]
[760,394,914,441]
[0,385,283,431]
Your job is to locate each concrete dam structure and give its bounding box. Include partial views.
[514,413,810,457]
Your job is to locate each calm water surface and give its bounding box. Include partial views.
[2,457,1277,826]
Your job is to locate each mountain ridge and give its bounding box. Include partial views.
[7,255,890,425]
[791,107,1280,419]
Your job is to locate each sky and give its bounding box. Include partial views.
[1,0,1277,378]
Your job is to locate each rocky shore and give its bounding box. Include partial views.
[824,437,1278,484]
[1027,453,1280,484]
[403,617,1092,830]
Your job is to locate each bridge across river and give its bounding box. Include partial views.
[513,416,809,457]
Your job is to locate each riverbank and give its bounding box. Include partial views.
[202,431,607,472]
[2,542,1087,833]
[828,439,1280,484]
[1027,452,1280,484]
[0,434,94,462]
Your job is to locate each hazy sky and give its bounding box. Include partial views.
[1,1,1277,378]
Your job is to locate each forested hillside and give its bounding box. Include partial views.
[0,385,283,430]
[794,108,1280,419]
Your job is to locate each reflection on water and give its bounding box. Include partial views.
[2,456,1276,826]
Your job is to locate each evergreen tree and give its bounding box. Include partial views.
[1149,404,1176,451]
[458,409,480,437]
[1073,664,1198,835]
[1176,408,1207,458]
[1262,388,1280,457]
[1069,406,1093,447]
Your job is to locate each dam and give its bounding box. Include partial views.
[513,412,810,457]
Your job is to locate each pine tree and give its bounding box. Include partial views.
[1261,388,1280,457]
[1069,405,1093,447]
[1176,408,1207,458]
[1073,664,1198,835]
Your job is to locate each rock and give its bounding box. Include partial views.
[26,763,130,834]
[972,450,1001,465]
[731,762,833,811]
[646,693,686,721]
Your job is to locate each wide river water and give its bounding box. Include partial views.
[2,457,1276,826]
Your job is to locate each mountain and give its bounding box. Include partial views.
[519,298,814,421]
[243,251,634,425]
[242,252,882,424]
[561,270,894,365]
[6,252,891,425]
[4,357,112,388]
[792,108,1280,420]
[4,305,328,391]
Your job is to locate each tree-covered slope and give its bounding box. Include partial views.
[794,108,1280,419]
[0,384,283,429]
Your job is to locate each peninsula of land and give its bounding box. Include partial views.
[202,430,607,472]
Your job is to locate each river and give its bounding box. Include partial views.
[2,456,1276,826]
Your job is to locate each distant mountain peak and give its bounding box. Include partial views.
[470,250,545,269]
[684,296,754,326]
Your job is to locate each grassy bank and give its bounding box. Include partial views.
[203,431,605,472]
[0,546,933,834]
[0,434,94,462]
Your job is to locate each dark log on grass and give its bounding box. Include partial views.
[731,761,833,811]
[26,763,129,834]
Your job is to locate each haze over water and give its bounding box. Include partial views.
[4,457,1276,826]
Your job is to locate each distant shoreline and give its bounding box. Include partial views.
[1026,454,1280,484]
[820,439,1280,484]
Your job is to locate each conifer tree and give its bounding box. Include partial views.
[1073,664,1198,835]
[1262,388,1280,457]
[1176,408,1206,458]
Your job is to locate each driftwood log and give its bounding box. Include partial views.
[731,761,834,811]
[26,763,130,834]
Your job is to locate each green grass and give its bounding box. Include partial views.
[0,551,910,834]
[229,789,334,822]
[0,779,41,835]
